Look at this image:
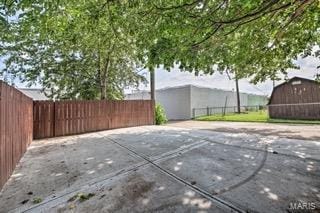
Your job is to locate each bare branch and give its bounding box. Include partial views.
[276,0,315,37]
[192,24,222,47]
[212,0,287,24]
[154,0,202,11]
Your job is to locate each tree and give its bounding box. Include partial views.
[0,2,9,60]
[1,0,319,95]
[137,0,319,82]
[1,1,146,100]
[0,2,8,29]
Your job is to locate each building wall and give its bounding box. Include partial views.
[125,85,268,120]
[155,86,191,120]
[190,85,248,109]
[125,91,150,100]
[247,94,268,106]
[18,88,50,100]
[190,85,266,118]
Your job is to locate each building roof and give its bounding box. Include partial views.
[18,88,50,100]
[126,84,268,97]
[272,76,316,91]
[156,84,267,97]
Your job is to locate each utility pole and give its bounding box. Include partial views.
[273,79,275,89]
[150,70,155,100]
[226,70,241,113]
[150,70,155,125]
[235,75,241,114]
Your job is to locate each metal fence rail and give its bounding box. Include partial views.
[0,81,33,189]
[192,105,267,118]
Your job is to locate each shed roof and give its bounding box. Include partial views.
[267,76,318,105]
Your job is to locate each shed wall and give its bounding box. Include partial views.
[269,79,320,120]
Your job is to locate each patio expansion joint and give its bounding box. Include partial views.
[13,134,209,213]
[105,136,247,213]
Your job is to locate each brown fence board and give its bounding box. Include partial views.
[33,101,55,139]
[0,81,33,190]
[34,99,154,139]
[0,81,154,190]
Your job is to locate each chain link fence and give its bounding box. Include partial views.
[192,105,267,118]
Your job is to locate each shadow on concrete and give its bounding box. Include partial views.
[0,126,319,213]
[203,127,320,141]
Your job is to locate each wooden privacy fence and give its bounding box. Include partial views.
[0,81,33,189]
[0,81,154,189]
[33,100,155,139]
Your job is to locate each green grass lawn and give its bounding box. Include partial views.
[195,111,320,124]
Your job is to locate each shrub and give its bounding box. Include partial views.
[155,103,168,125]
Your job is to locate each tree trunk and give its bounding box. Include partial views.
[100,58,109,100]
[273,79,275,89]
[235,76,241,113]
[100,83,107,100]
[150,70,155,100]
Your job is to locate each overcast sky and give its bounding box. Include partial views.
[132,55,320,96]
[1,54,319,97]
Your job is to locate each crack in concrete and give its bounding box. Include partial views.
[210,145,268,195]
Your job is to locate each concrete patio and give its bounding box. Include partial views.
[0,123,319,212]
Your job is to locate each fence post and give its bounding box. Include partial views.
[154,100,156,125]
[192,108,195,119]
[53,101,56,137]
[207,107,209,116]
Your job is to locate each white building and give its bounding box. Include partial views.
[18,88,50,100]
[126,85,268,120]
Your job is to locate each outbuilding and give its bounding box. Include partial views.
[268,77,320,120]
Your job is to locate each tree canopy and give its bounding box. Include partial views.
[138,0,319,82]
[1,1,146,100]
[0,0,319,99]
